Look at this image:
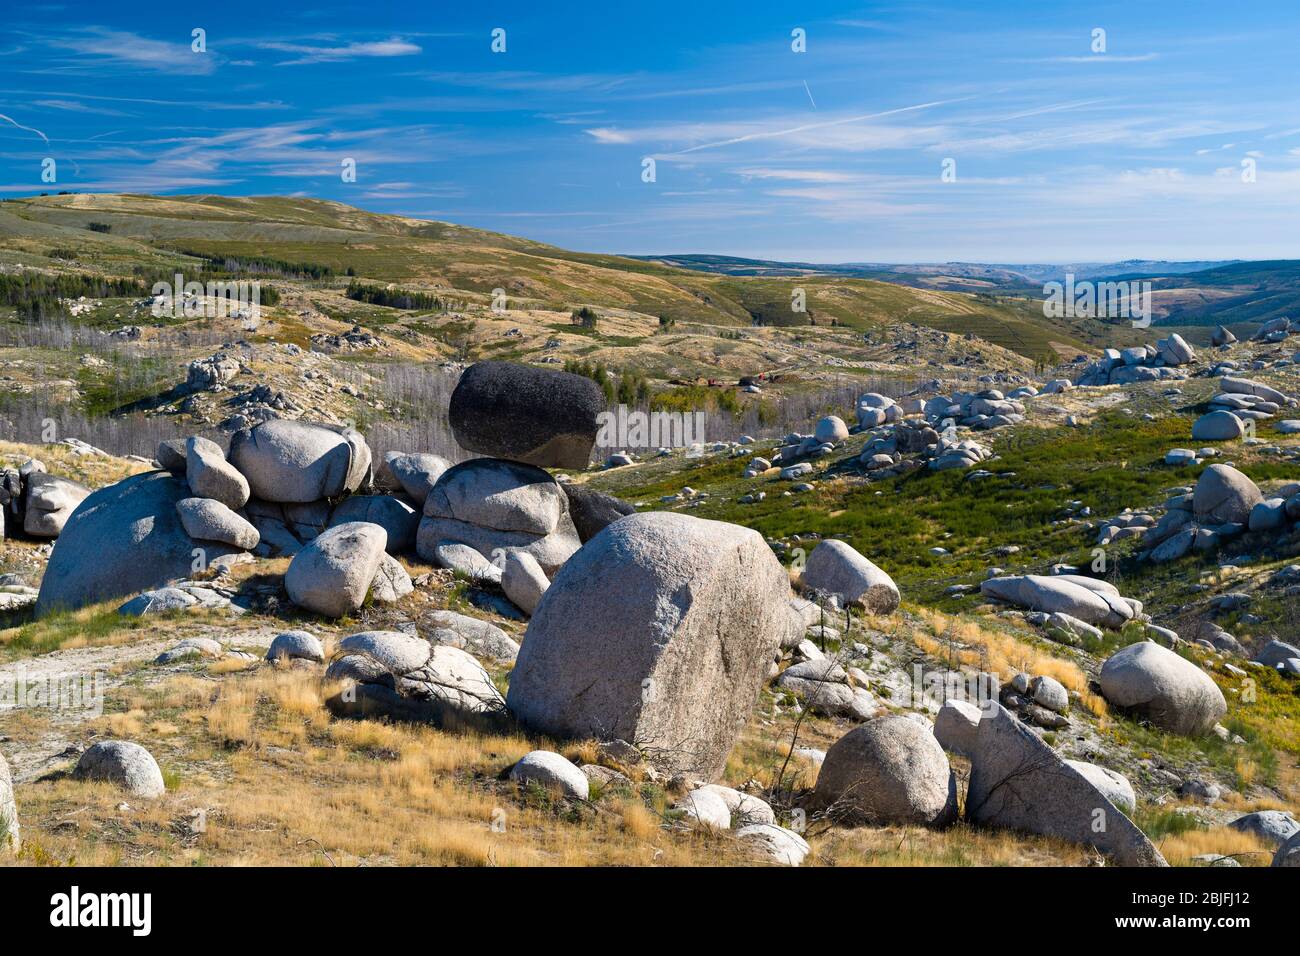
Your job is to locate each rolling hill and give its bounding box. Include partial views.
[0,193,1133,362]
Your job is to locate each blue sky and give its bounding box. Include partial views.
[3,1,1300,262]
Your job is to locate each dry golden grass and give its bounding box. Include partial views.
[1,666,750,867]
[812,821,1097,866]
[1157,828,1274,867]
[0,440,151,488]
[913,608,1107,716]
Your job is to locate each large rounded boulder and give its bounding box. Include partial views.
[813,716,957,826]
[416,458,580,575]
[36,471,242,616]
[506,511,795,778]
[285,521,388,618]
[1191,411,1244,442]
[449,361,604,470]
[801,539,899,614]
[1099,641,1227,735]
[1192,463,1261,525]
[73,741,166,799]
[228,419,371,504]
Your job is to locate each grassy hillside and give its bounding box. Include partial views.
[0,193,1116,362]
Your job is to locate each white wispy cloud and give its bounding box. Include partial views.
[584,127,633,144]
[260,37,421,66]
[47,28,216,75]
[0,111,48,144]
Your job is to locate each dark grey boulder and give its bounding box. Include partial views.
[448,361,604,469]
[36,472,240,616]
[562,483,636,543]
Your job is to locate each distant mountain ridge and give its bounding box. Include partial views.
[629,254,1242,290]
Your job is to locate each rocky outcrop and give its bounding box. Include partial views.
[416,458,581,575]
[981,574,1136,629]
[36,472,242,615]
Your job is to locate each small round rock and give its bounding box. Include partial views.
[266,630,325,663]
[74,741,166,799]
[509,750,589,800]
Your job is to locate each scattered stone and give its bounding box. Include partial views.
[266,630,324,663]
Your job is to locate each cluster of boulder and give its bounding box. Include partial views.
[34,361,636,621]
[804,696,1164,865]
[1249,316,1295,345]
[35,419,386,617]
[1073,333,1196,387]
[1189,376,1297,442]
[1142,463,1299,562]
[0,459,89,541]
[858,418,996,476]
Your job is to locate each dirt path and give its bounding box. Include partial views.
[0,622,280,782]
